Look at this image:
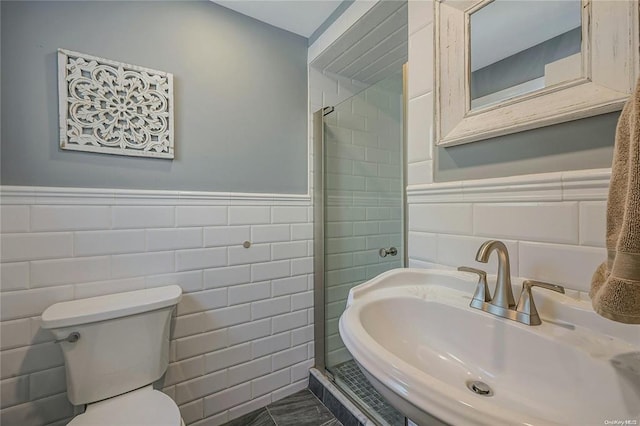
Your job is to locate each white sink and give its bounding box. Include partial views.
[339,268,640,426]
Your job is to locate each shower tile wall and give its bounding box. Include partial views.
[0,193,314,426]
[310,70,403,367]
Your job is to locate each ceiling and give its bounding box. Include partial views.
[211,0,408,86]
[211,0,345,38]
[310,1,407,85]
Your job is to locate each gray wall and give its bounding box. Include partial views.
[436,111,619,182]
[1,1,308,194]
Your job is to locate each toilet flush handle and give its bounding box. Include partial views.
[55,331,80,344]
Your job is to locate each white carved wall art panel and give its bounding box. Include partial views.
[58,49,174,159]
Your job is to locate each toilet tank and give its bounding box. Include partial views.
[41,286,182,406]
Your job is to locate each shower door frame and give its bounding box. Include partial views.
[313,64,409,374]
[313,107,327,372]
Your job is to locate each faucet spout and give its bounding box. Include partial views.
[461,240,563,325]
[475,240,516,309]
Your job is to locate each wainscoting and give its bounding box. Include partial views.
[407,168,610,294]
[0,186,314,426]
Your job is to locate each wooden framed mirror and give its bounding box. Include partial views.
[435,0,639,147]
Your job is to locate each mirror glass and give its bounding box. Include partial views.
[470,0,582,110]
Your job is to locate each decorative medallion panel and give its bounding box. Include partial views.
[58,49,174,159]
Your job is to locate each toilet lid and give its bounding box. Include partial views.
[68,387,182,426]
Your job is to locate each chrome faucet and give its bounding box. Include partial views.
[458,240,565,326]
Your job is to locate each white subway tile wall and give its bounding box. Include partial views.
[407,1,434,186]
[0,194,314,426]
[310,69,367,368]
[408,179,608,293]
[579,201,607,247]
[310,68,404,367]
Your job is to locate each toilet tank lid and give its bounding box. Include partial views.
[41,285,182,329]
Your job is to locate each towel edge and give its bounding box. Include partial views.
[593,305,640,324]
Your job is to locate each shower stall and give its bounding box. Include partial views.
[313,70,407,425]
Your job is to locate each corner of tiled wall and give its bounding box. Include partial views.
[407,0,435,186]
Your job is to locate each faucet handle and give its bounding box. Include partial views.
[516,280,565,325]
[522,280,565,294]
[457,266,491,303]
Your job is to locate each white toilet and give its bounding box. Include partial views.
[41,285,184,426]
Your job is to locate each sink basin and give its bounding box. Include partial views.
[339,268,640,426]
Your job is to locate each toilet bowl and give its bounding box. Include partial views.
[41,285,184,426]
[68,385,184,426]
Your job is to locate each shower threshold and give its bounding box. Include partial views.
[332,360,405,426]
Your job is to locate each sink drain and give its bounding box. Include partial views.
[466,380,493,396]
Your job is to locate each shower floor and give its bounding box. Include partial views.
[332,360,405,426]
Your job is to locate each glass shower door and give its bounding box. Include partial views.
[321,73,405,425]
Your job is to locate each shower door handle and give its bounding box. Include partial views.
[379,247,398,258]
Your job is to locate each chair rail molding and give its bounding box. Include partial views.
[407,168,611,203]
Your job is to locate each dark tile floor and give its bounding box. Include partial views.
[223,389,342,426]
